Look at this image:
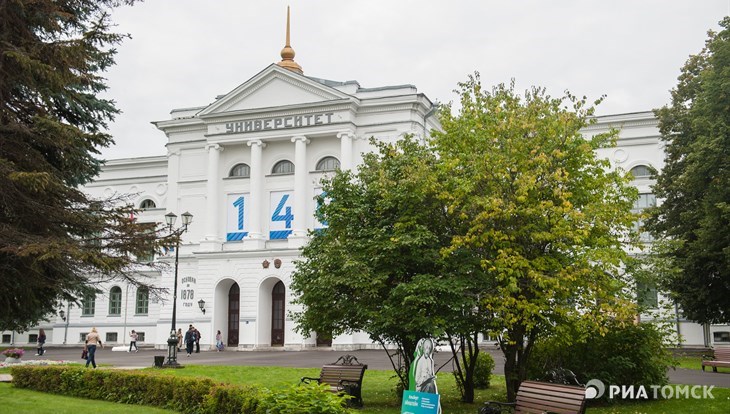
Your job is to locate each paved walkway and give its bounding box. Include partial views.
[9,346,730,388]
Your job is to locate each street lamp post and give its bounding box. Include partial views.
[163,211,193,368]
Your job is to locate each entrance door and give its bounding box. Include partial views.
[228,283,239,347]
[316,332,333,347]
[271,281,285,346]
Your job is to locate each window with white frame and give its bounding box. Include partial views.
[272,160,294,175]
[316,156,340,171]
[229,163,251,178]
[140,199,156,209]
[632,193,656,242]
[630,165,652,179]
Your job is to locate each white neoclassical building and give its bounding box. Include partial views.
[3,19,729,351]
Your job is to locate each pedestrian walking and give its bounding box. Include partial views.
[85,327,103,368]
[194,326,201,353]
[184,325,196,356]
[36,328,46,356]
[215,330,225,351]
[176,328,183,352]
[128,330,139,352]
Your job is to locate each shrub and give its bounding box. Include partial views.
[258,382,352,414]
[201,383,262,414]
[473,351,495,389]
[2,348,25,358]
[10,365,262,413]
[528,321,675,400]
[453,351,495,396]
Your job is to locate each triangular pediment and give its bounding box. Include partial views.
[198,64,352,116]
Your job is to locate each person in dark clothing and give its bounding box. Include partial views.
[184,326,196,356]
[194,327,201,353]
[36,329,46,356]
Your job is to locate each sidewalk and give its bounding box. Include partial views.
[12,346,730,388]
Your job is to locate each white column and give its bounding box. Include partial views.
[337,131,355,171]
[244,139,266,250]
[166,149,180,214]
[201,143,223,251]
[289,135,310,248]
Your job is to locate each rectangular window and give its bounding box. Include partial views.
[632,193,657,243]
[82,295,96,316]
[136,288,149,315]
[106,332,118,342]
[714,331,730,343]
[137,332,145,342]
[2,334,10,343]
[80,332,88,342]
[637,281,658,309]
[28,334,38,343]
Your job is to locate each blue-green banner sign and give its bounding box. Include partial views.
[401,391,440,414]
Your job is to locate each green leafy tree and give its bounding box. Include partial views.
[290,137,488,397]
[0,0,163,331]
[432,75,639,402]
[648,17,730,324]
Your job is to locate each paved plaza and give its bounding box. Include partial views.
[12,346,730,388]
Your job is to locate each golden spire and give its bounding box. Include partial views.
[277,6,303,74]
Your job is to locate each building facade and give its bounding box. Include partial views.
[3,29,729,351]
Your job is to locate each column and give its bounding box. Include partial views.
[244,139,266,250]
[289,135,310,248]
[337,131,355,171]
[166,149,180,215]
[201,143,223,251]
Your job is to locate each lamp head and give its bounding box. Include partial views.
[165,212,177,227]
[181,211,193,226]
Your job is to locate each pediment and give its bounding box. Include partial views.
[198,64,351,117]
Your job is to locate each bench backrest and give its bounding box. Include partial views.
[515,381,586,414]
[713,348,730,360]
[319,364,367,386]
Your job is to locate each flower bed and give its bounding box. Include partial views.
[0,359,79,368]
[2,348,25,359]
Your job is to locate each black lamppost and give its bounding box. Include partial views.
[163,211,193,368]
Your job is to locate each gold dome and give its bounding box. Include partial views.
[277,6,303,74]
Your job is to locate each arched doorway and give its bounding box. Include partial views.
[228,283,240,347]
[271,281,285,346]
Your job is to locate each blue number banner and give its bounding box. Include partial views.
[401,391,440,414]
[226,193,250,241]
[270,190,294,239]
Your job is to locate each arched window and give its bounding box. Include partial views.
[316,156,340,171]
[135,287,149,315]
[630,165,652,179]
[82,293,96,316]
[272,160,295,175]
[109,286,122,315]
[229,163,251,178]
[140,199,156,209]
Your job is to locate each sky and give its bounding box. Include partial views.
[101,0,729,159]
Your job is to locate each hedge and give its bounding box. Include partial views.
[10,366,260,414]
[9,365,351,413]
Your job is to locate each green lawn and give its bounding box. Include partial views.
[3,364,728,413]
[673,355,730,373]
[0,382,173,413]
[142,365,730,413]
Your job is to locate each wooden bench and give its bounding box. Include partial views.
[702,347,730,372]
[480,380,586,414]
[301,354,368,407]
